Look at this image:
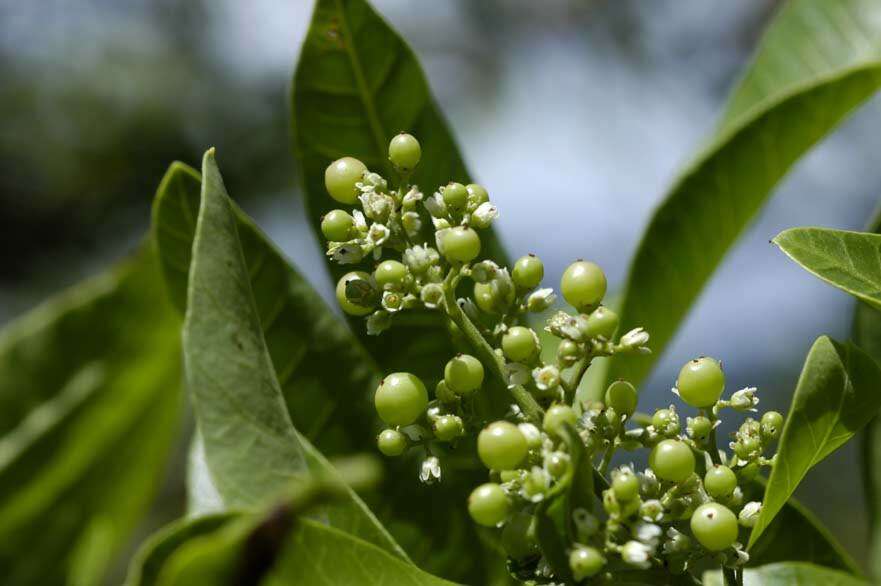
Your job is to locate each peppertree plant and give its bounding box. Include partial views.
[3,0,881,585]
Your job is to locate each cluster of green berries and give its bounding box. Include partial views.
[319,136,784,584]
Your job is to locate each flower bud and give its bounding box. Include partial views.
[527,288,557,312]
[470,202,499,229]
[738,501,762,527]
[730,387,759,411]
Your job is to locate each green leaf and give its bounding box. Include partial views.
[0,250,183,585]
[748,336,881,548]
[180,150,405,558]
[747,480,859,572]
[774,227,881,311]
[610,0,881,387]
[183,149,308,508]
[703,562,867,586]
[264,518,458,586]
[290,0,506,378]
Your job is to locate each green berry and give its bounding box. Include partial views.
[543,404,577,439]
[377,429,407,456]
[374,373,428,426]
[478,421,528,470]
[687,416,712,441]
[761,411,784,441]
[612,469,640,501]
[512,254,544,289]
[556,339,581,367]
[336,271,373,316]
[546,452,570,478]
[324,156,366,204]
[502,326,539,363]
[473,282,495,313]
[502,512,539,560]
[584,306,619,339]
[690,502,738,551]
[704,465,738,499]
[442,226,481,263]
[443,182,469,211]
[677,357,725,408]
[560,260,607,312]
[569,546,605,580]
[650,439,695,483]
[605,380,637,417]
[388,132,421,171]
[374,260,408,289]
[434,415,464,441]
[444,354,484,395]
[321,209,354,241]
[734,436,761,460]
[468,483,510,527]
[652,408,680,436]
[466,183,489,206]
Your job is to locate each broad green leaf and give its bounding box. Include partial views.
[290,0,507,378]
[748,336,881,548]
[0,250,183,585]
[610,0,881,388]
[153,162,380,458]
[703,562,867,586]
[264,519,458,586]
[183,149,308,508]
[774,227,881,311]
[747,481,859,572]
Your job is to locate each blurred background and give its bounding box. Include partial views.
[2,0,880,568]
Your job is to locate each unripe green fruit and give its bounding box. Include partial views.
[560,260,607,312]
[324,156,366,204]
[336,271,373,316]
[543,404,577,439]
[570,546,605,580]
[761,411,784,441]
[444,354,484,395]
[434,415,464,441]
[468,483,510,527]
[546,452,569,478]
[502,326,539,363]
[690,503,738,551]
[502,512,539,560]
[377,429,407,456]
[466,183,489,206]
[584,306,619,339]
[512,254,544,289]
[473,282,495,313]
[677,356,725,408]
[388,132,421,171]
[605,380,637,417]
[373,260,408,289]
[612,469,640,501]
[374,373,428,426]
[443,182,469,211]
[688,416,712,441]
[704,465,738,499]
[734,436,761,460]
[650,439,695,483]
[652,408,680,436]
[442,227,481,262]
[557,339,580,366]
[478,421,528,470]
[321,209,354,241]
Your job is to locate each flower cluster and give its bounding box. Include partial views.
[319,134,783,584]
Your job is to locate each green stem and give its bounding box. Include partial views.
[599,443,616,476]
[705,409,724,466]
[561,355,591,405]
[442,274,543,425]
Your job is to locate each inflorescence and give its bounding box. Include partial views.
[319,133,784,584]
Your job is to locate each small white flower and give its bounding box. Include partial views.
[352,209,368,231]
[359,192,395,222]
[738,501,762,527]
[401,211,422,238]
[663,527,691,555]
[634,522,662,547]
[619,327,650,353]
[367,223,390,247]
[730,387,760,411]
[532,365,561,391]
[545,311,584,341]
[381,290,404,313]
[505,362,530,387]
[424,193,447,218]
[527,288,557,312]
[638,469,660,496]
[366,310,391,336]
[420,283,444,309]
[621,540,653,569]
[329,242,365,265]
[729,486,744,507]
[418,456,441,484]
[732,542,750,565]
[356,171,387,194]
[640,499,664,522]
[403,245,438,273]
[470,202,499,229]
[401,186,423,210]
